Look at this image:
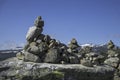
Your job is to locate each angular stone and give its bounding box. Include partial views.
[26,26,43,42]
[29,42,37,46]
[43,35,51,44]
[70,38,78,44]
[28,45,40,54]
[16,52,24,60]
[69,56,79,64]
[104,57,119,68]
[37,34,45,41]
[81,59,93,67]
[24,52,41,62]
[44,48,60,63]
[107,40,115,49]
[34,16,44,28]
[38,41,48,52]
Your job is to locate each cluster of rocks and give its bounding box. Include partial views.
[16,16,68,64]
[16,16,107,67]
[104,40,120,79]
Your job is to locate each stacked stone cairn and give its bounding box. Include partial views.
[16,16,115,68]
[16,16,69,63]
[104,40,120,79]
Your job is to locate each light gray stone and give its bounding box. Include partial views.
[26,26,43,42]
[24,52,41,62]
[104,57,119,68]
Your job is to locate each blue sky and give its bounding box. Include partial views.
[0,0,120,46]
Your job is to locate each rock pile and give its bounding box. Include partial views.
[16,16,107,67]
[104,40,120,79]
[16,16,68,63]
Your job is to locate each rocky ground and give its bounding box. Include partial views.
[0,58,115,80]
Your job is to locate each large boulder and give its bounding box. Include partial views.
[24,52,41,63]
[104,57,119,68]
[44,48,60,63]
[0,58,115,80]
[28,45,40,54]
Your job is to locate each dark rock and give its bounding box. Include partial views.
[34,16,44,28]
[69,56,79,64]
[24,52,41,63]
[107,40,115,50]
[44,48,60,63]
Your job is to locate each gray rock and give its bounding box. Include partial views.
[24,52,41,62]
[107,40,115,49]
[28,45,39,54]
[16,52,24,60]
[85,52,98,57]
[107,50,117,58]
[69,56,79,64]
[38,41,48,52]
[0,58,115,80]
[26,26,43,42]
[34,16,44,28]
[43,35,51,44]
[37,34,45,41]
[104,57,119,68]
[81,58,93,67]
[44,48,60,63]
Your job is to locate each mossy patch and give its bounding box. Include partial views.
[39,71,64,80]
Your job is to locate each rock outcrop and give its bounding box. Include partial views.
[0,58,115,80]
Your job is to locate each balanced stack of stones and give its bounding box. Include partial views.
[67,38,80,64]
[16,16,45,62]
[16,16,69,63]
[104,40,120,68]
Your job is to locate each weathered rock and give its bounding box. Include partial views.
[85,52,98,57]
[43,35,51,44]
[107,40,115,50]
[37,34,45,41]
[44,48,60,63]
[68,39,79,49]
[16,52,24,60]
[107,50,117,58]
[49,39,58,48]
[38,41,48,53]
[28,45,40,54]
[26,26,43,42]
[24,52,41,63]
[29,42,37,46]
[81,58,93,67]
[69,56,79,64]
[70,38,78,45]
[34,16,44,28]
[104,57,119,68]
[0,58,115,80]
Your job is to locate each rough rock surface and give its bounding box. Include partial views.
[0,58,115,80]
